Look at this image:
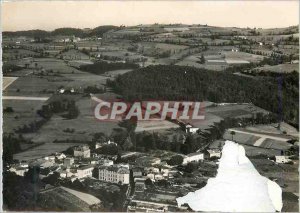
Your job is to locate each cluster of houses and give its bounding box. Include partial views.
[7,137,296,212]
[8,140,222,185]
[7,143,130,185]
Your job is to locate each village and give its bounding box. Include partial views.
[2,19,299,212]
[6,120,299,212]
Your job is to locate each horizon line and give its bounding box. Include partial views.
[3,23,299,33]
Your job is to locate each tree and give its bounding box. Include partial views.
[145,178,153,187]
[230,131,236,141]
[42,172,60,186]
[167,155,184,166]
[3,107,14,113]
[96,144,119,155]
[200,54,205,64]
[185,162,198,173]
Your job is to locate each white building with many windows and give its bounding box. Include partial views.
[76,165,94,179]
[98,165,130,184]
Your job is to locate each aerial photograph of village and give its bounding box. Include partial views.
[1,1,299,212]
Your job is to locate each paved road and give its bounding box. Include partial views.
[3,96,49,101]
[228,128,289,142]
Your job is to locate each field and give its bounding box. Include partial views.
[176,50,264,71]
[254,64,299,73]
[3,75,65,96]
[3,59,120,160]
[4,58,113,94]
[2,48,40,60]
[135,120,179,132]
[221,51,264,63]
[176,54,227,71]
[59,49,90,60]
[250,158,299,212]
[223,127,293,151]
[24,96,119,143]
[13,142,82,161]
[3,76,18,90]
[38,187,93,211]
[103,69,133,77]
[60,71,109,89]
[32,58,82,74]
[3,99,46,133]
[183,103,268,132]
[244,122,299,137]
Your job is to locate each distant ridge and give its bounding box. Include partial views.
[3,25,119,37]
[3,24,299,38]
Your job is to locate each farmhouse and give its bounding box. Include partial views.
[182,152,204,165]
[206,149,222,159]
[54,36,71,43]
[132,167,143,177]
[74,145,91,158]
[55,152,66,160]
[64,157,75,168]
[185,124,199,134]
[95,142,103,149]
[275,156,292,164]
[9,166,28,176]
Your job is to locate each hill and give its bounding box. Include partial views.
[3,25,119,38]
[108,65,299,127]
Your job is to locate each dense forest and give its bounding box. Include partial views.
[107,65,299,127]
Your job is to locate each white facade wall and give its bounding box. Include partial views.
[98,168,130,184]
[183,153,204,165]
[77,167,93,179]
[74,149,90,158]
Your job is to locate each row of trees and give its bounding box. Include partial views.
[91,110,278,157]
[80,61,139,75]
